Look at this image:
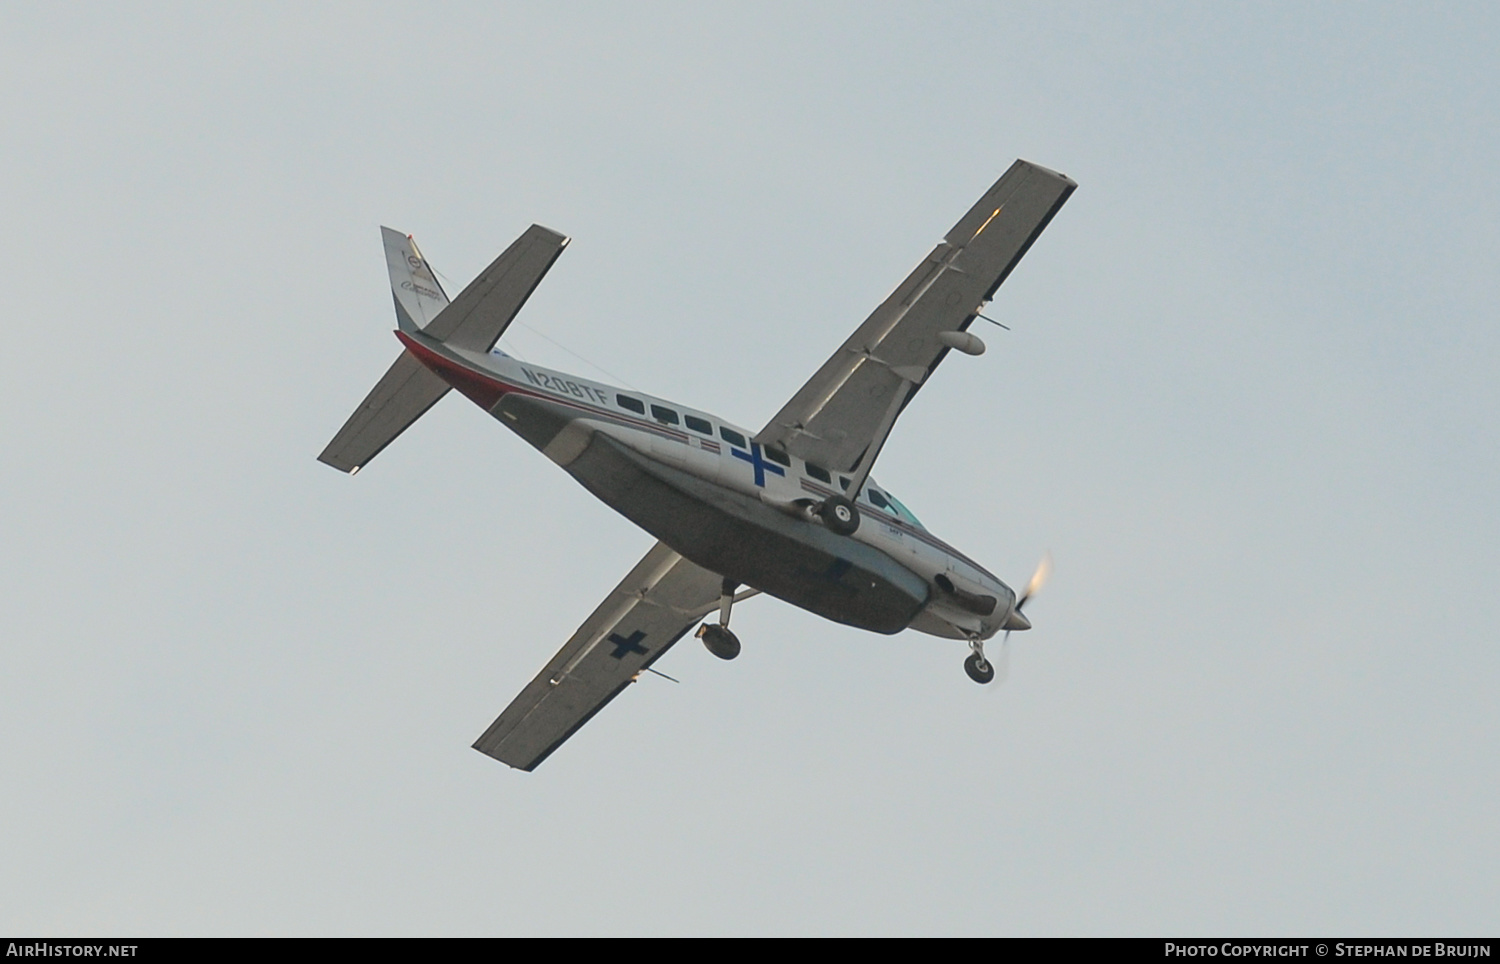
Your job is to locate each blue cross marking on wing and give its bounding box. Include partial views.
[607,630,649,660]
[732,442,787,488]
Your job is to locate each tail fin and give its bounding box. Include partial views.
[384,227,451,333]
[317,224,569,474]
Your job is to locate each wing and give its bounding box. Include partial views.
[754,160,1076,475]
[472,542,727,771]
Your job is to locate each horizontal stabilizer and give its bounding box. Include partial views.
[424,224,569,353]
[316,351,450,473]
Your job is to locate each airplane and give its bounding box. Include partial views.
[318,159,1076,771]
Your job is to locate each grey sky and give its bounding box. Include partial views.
[1,3,1495,935]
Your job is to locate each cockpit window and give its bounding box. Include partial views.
[884,492,925,528]
[866,488,891,510]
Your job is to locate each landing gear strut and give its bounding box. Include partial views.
[964,637,995,684]
[697,578,742,660]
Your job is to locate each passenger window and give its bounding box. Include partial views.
[650,405,679,425]
[839,476,851,491]
[617,394,645,415]
[719,426,747,448]
[764,446,791,467]
[805,463,831,483]
[685,415,712,435]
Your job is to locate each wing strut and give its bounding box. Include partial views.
[842,373,917,500]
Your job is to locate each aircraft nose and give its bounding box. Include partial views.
[1001,608,1031,632]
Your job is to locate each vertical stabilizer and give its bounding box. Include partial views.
[383,227,450,333]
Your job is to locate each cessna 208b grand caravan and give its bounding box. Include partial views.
[319,159,1076,770]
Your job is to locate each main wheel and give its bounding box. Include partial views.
[964,652,995,684]
[819,495,860,535]
[697,623,741,660]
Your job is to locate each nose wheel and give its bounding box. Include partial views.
[963,636,997,684]
[964,651,995,684]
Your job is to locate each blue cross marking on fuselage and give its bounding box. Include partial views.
[732,442,787,488]
[607,630,649,660]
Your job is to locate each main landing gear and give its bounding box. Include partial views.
[818,495,860,536]
[697,578,742,660]
[964,636,995,684]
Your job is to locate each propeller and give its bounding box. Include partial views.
[1004,552,1052,642]
[992,634,1011,685]
[1018,552,1052,615]
[982,553,1050,690]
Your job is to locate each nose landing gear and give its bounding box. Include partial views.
[963,636,996,684]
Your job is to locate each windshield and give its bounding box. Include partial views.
[883,491,925,530]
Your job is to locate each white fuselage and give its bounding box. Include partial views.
[444,344,1015,642]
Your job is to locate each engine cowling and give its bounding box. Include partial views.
[933,573,997,616]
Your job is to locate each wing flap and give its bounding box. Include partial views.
[473,542,726,771]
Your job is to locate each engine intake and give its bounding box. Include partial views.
[934,573,998,616]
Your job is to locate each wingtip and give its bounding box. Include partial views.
[1016,158,1077,188]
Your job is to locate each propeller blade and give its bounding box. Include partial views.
[994,634,1011,685]
[1018,552,1052,610]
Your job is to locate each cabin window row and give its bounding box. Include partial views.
[616,393,880,497]
[617,393,739,444]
